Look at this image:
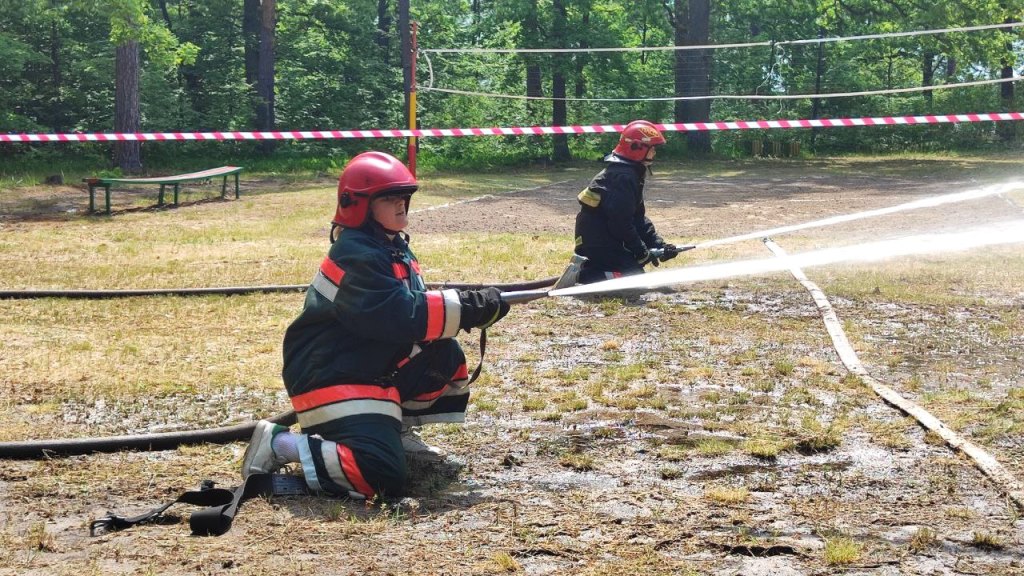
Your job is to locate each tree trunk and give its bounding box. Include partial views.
[524,0,543,113]
[682,0,711,153]
[523,0,544,154]
[378,0,393,64]
[574,8,589,100]
[810,28,825,153]
[998,64,1016,142]
[156,0,172,31]
[551,0,570,162]
[671,0,686,127]
[998,17,1017,142]
[399,0,411,126]
[256,0,277,154]
[48,8,65,133]
[243,0,260,87]
[114,40,142,173]
[471,0,481,27]
[922,51,935,107]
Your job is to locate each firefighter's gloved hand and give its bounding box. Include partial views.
[659,243,680,261]
[636,249,659,268]
[457,287,511,330]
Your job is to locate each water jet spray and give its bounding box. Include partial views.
[504,220,1024,303]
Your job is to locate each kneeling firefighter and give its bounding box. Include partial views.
[574,120,690,284]
[241,151,510,500]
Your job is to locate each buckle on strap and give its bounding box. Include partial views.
[89,514,132,536]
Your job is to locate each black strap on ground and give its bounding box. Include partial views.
[90,473,309,537]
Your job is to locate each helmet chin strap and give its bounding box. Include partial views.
[642,145,656,163]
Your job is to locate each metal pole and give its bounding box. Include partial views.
[409,21,418,176]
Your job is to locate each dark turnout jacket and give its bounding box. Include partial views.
[574,155,664,272]
[282,223,463,398]
[279,222,470,499]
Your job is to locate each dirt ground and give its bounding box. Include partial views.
[2,158,1023,575]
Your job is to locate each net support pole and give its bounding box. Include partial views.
[399,0,416,175]
[409,21,419,176]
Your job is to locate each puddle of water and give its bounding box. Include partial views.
[689,459,852,481]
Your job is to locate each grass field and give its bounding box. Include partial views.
[1,155,1022,575]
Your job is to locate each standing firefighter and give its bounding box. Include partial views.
[574,120,686,284]
[241,151,510,500]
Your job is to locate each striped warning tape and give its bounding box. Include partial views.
[2,112,1022,143]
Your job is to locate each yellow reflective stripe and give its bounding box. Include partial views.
[577,187,601,208]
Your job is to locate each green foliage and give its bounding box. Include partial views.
[0,0,1022,167]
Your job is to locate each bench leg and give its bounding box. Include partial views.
[88,185,96,213]
[158,184,166,206]
[235,173,240,199]
[105,185,112,215]
[174,183,180,206]
[221,176,228,199]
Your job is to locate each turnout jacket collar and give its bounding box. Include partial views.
[603,152,639,166]
[603,152,649,180]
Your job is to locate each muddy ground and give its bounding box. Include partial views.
[1,158,1023,575]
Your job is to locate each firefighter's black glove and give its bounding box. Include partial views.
[457,287,511,331]
[659,243,680,261]
[636,249,659,268]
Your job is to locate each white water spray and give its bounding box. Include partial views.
[696,180,1024,248]
[551,219,1024,297]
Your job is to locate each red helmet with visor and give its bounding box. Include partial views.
[611,120,666,164]
[333,151,418,229]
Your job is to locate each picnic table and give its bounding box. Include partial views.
[84,166,243,214]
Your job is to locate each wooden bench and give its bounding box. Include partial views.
[84,166,243,214]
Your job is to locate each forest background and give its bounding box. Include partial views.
[0,0,1022,176]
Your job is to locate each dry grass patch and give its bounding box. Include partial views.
[490,551,521,572]
[971,531,1004,550]
[703,486,749,504]
[559,451,595,471]
[823,536,862,565]
[793,414,846,453]
[908,526,938,552]
[742,438,788,459]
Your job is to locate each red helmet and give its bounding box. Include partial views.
[612,120,666,163]
[333,151,418,229]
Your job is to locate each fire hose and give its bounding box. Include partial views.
[0,271,574,459]
[0,277,561,300]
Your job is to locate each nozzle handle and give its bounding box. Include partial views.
[649,244,697,262]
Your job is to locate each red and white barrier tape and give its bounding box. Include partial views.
[2,112,1021,143]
